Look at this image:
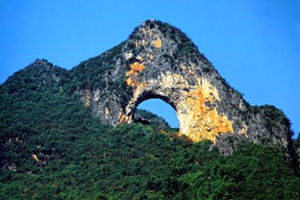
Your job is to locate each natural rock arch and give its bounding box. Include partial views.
[118,70,236,143]
[74,20,291,154]
[115,20,245,143]
[131,92,177,121]
[134,97,178,128]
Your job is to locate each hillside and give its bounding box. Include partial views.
[67,20,294,157]
[1,20,300,199]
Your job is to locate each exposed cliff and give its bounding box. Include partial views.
[0,20,299,199]
[69,20,293,156]
[0,20,294,157]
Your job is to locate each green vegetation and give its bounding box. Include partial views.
[134,109,171,130]
[1,62,300,199]
[1,121,299,199]
[294,133,300,172]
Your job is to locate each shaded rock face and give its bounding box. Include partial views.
[71,20,292,155]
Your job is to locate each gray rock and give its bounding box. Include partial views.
[70,20,293,157]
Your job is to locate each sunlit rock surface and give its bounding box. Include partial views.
[71,20,292,155]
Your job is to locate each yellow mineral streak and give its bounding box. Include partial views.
[125,77,135,86]
[238,124,248,137]
[152,38,162,48]
[118,112,132,123]
[124,68,237,142]
[177,77,234,143]
[160,72,189,89]
[32,154,40,162]
[119,81,147,123]
[131,82,146,101]
[125,62,146,86]
[125,52,133,60]
[105,107,109,120]
[136,55,144,61]
[198,78,220,101]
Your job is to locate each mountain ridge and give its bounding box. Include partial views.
[1,20,295,157]
[1,19,300,199]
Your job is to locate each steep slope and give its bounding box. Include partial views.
[0,20,299,199]
[0,20,294,157]
[70,20,293,155]
[0,60,170,171]
[0,59,75,171]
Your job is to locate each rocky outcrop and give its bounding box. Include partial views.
[70,20,292,155]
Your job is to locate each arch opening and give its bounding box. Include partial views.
[135,98,179,129]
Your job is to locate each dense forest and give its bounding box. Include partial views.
[0,60,300,199]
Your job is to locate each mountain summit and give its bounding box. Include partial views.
[1,20,299,199]
[1,20,293,155]
[68,20,292,155]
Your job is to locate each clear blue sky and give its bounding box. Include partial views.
[0,0,299,137]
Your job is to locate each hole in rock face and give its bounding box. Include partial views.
[135,98,179,129]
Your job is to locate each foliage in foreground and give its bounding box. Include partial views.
[1,122,299,200]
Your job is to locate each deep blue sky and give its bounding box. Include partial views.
[0,1,299,137]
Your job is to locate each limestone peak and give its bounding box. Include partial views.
[67,20,293,157]
[1,20,293,157]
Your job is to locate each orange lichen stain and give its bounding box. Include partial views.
[178,78,234,143]
[152,38,162,48]
[125,77,136,86]
[141,82,147,88]
[125,62,146,86]
[127,62,145,75]
[124,70,235,143]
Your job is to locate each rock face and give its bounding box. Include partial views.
[70,20,292,155]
